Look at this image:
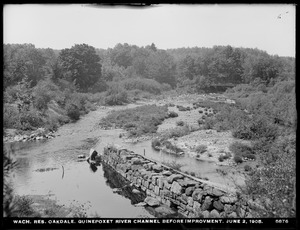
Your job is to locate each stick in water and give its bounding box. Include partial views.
[61,165,64,179]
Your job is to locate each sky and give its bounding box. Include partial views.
[3,4,296,57]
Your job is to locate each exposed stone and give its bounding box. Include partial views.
[220,195,238,204]
[158,177,166,189]
[211,188,224,197]
[192,188,203,201]
[202,210,210,218]
[228,211,237,218]
[183,179,198,187]
[132,188,140,194]
[154,186,160,196]
[154,206,176,216]
[171,181,183,195]
[147,162,155,170]
[162,170,172,176]
[201,196,213,211]
[160,189,172,198]
[187,196,194,206]
[167,174,183,183]
[163,180,171,190]
[213,200,224,211]
[193,201,201,212]
[224,204,233,214]
[209,209,220,218]
[144,196,160,207]
[135,202,147,207]
[185,186,195,196]
[131,157,142,165]
[152,164,163,173]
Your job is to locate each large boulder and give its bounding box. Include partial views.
[144,197,160,207]
[171,181,184,195]
[167,174,184,183]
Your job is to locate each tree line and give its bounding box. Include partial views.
[3,43,295,93]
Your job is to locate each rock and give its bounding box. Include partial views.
[78,154,86,159]
[211,188,224,197]
[112,188,122,193]
[228,211,237,218]
[202,210,210,218]
[213,200,224,211]
[192,188,203,201]
[220,195,238,204]
[201,196,213,211]
[171,181,183,195]
[144,197,160,207]
[185,186,195,196]
[132,189,140,194]
[167,174,183,183]
[224,204,234,214]
[152,164,163,173]
[135,202,147,207]
[209,209,220,218]
[162,170,172,176]
[154,206,176,216]
[131,157,142,165]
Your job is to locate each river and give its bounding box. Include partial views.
[5,101,242,218]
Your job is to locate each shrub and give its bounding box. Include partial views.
[163,141,183,153]
[203,117,216,130]
[151,138,161,150]
[168,111,178,118]
[229,142,254,158]
[233,155,243,164]
[244,165,252,171]
[162,125,190,139]
[18,109,44,130]
[194,144,207,154]
[197,119,204,125]
[4,104,19,129]
[104,83,129,105]
[120,78,164,94]
[100,105,168,137]
[176,120,184,126]
[65,103,80,121]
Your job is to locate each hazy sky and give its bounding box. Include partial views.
[3,4,295,57]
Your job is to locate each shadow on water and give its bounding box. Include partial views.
[102,163,146,205]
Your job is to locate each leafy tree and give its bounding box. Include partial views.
[109,43,134,69]
[4,44,47,88]
[58,44,102,91]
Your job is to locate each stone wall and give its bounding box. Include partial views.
[101,146,256,218]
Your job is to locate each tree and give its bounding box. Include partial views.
[3,44,47,88]
[58,44,102,91]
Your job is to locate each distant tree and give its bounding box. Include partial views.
[144,50,176,87]
[3,44,47,88]
[58,44,102,91]
[109,43,134,69]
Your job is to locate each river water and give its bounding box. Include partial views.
[5,102,241,218]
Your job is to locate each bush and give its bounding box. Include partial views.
[176,120,184,126]
[162,125,190,139]
[100,105,168,137]
[233,155,243,164]
[151,138,161,150]
[104,83,129,105]
[244,165,252,171]
[4,104,19,129]
[65,103,80,121]
[229,142,254,158]
[168,111,178,118]
[18,109,44,130]
[197,119,204,125]
[194,144,207,154]
[120,78,164,94]
[163,141,184,154]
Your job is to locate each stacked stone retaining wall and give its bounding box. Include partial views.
[101,146,257,218]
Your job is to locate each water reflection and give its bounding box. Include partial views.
[89,163,98,173]
[102,163,145,205]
